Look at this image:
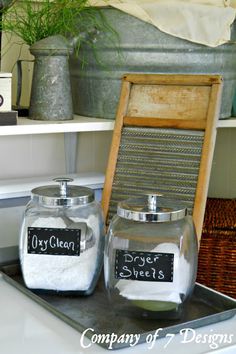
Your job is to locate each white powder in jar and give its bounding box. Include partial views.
[21,215,100,291]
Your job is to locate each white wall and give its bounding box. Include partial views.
[208,128,236,198]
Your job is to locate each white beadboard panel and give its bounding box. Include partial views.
[0,134,65,179]
[208,128,236,198]
[0,131,112,180]
[0,205,25,247]
[93,131,113,172]
[76,131,113,173]
[29,133,65,176]
[0,135,31,177]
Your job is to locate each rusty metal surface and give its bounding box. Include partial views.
[0,263,235,350]
[108,127,204,223]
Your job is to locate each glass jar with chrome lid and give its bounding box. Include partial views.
[104,193,198,318]
[19,177,104,295]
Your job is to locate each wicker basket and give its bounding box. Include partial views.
[197,198,236,298]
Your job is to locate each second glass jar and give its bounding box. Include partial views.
[104,194,198,318]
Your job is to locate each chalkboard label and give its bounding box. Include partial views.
[115,250,174,282]
[27,227,81,256]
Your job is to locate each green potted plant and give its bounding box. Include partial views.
[0,0,115,121]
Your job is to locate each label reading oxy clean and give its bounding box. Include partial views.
[27,227,81,256]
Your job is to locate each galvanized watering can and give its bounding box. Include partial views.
[17,35,74,121]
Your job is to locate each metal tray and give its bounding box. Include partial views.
[1,263,235,350]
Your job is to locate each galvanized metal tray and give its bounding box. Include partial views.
[0,263,235,350]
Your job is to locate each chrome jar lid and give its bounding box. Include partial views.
[117,194,188,222]
[31,177,94,206]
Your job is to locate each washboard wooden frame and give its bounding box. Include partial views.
[102,74,223,243]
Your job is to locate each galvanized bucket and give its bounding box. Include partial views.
[70,7,236,120]
[233,92,236,116]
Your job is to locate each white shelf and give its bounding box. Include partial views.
[0,172,105,199]
[0,115,115,136]
[217,118,236,128]
[0,115,235,136]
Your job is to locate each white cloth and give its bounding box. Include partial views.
[90,0,236,47]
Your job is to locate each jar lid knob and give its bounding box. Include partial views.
[147,193,163,211]
[53,177,73,197]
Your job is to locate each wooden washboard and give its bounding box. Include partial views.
[102,74,223,243]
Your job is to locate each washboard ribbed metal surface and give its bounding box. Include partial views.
[108,126,204,222]
[102,74,222,242]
